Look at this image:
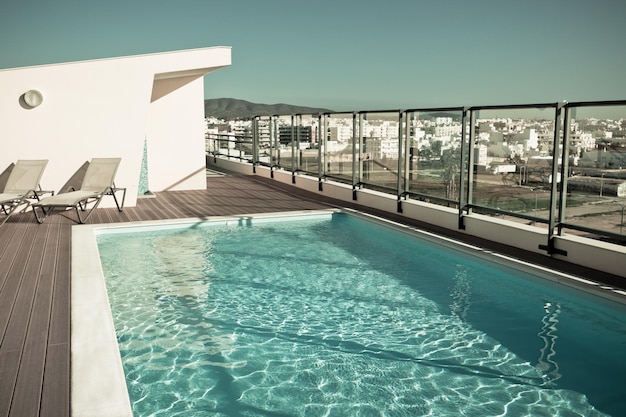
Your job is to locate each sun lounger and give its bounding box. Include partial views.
[32,158,125,224]
[0,159,49,226]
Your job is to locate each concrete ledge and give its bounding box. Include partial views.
[205,155,255,175]
[70,210,341,417]
[463,213,546,254]
[71,225,133,417]
[554,234,626,278]
[354,188,398,213]
[401,199,459,231]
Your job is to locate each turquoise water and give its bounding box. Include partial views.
[98,213,626,417]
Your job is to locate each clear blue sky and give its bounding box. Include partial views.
[2,0,625,111]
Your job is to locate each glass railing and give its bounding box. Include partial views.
[403,107,466,206]
[559,101,626,243]
[206,132,254,163]
[322,112,355,185]
[207,100,626,248]
[465,103,561,223]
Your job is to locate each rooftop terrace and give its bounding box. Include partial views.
[1,169,624,417]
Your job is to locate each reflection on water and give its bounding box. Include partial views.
[450,265,471,321]
[98,217,624,417]
[153,232,212,301]
[537,301,561,386]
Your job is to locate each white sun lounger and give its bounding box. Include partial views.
[0,159,49,226]
[32,158,125,224]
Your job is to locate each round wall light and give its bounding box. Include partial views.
[23,89,43,108]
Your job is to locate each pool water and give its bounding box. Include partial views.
[98,213,626,417]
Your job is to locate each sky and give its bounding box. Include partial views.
[2,0,625,112]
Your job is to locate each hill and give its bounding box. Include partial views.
[204,98,334,119]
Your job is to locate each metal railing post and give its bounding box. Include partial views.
[296,114,302,172]
[318,114,325,191]
[459,107,475,229]
[357,112,365,199]
[351,112,358,199]
[396,110,405,213]
[403,111,412,198]
[291,115,296,183]
[558,102,571,236]
[269,116,275,178]
[539,102,567,255]
[252,117,259,173]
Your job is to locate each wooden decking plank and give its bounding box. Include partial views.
[135,199,164,221]
[112,207,135,223]
[144,196,184,219]
[5,226,49,417]
[0,223,27,291]
[10,224,60,417]
[0,224,46,417]
[40,224,70,415]
[0,350,20,417]
[39,343,69,417]
[0,223,37,345]
[0,225,47,352]
[0,222,20,266]
[47,223,70,346]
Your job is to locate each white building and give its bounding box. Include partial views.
[0,47,231,208]
[512,128,539,151]
[380,138,400,159]
[435,124,462,137]
[569,131,595,151]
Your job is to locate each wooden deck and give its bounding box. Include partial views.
[1,171,623,417]
[0,173,332,417]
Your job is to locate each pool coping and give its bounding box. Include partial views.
[70,210,339,417]
[71,208,626,417]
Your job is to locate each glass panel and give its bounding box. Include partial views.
[205,132,218,156]
[324,112,354,184]
[296,114,322,176]
[359,111,401,191]
[471,106,558,220]
[230,120,254,162]
[273,115,293,170]
[206,118,253,161]
[256,117,272,166]
[406,110,464,204]
[564,104,626,238]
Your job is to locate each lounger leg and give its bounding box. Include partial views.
[0,209,14,226]
[32,205,49,224]
[75,196,104,224]
[75,206,85,224]
[111,188,126,211]
[1,199,31,226]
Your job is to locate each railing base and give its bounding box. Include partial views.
[539,241,568,256]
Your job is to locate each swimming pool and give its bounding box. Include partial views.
[95,210,626,417]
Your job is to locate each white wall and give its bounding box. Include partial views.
[146,77,207,191]
[0,47,231,207]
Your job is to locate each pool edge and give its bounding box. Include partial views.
[70,210,340,417]
[344,208,626,305]
[70,208,625,417]
[71,223,133,417]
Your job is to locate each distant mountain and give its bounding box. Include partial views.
[204,98,334,119]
